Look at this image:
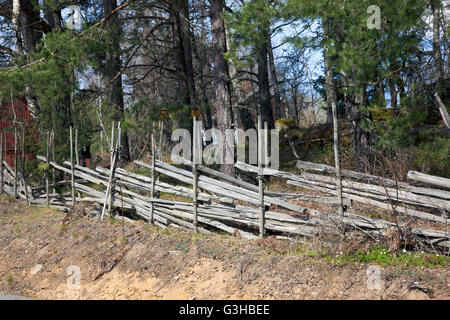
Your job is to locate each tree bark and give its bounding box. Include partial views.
[210,0,234,176]
[12,0,23,55]
[43,0,62,31]
[103,0,130,161]
[268,36,281,120]
[256,27,275,129]
[389,78,397,108]
[431,0,443,84]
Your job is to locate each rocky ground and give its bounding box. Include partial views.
[0,197,448,300]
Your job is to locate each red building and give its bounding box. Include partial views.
[0,98,35,167]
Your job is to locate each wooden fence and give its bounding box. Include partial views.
[0,122,449,251]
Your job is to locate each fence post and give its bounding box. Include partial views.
[75,128,80,166]
[150,121,156,224]
[0,132,3,195]
[17,127,29,206]
[264,121,269,169]
[109,122,115,214]
[46,131,49,206]
[70,126,75,207]
[258,116,265,238]
[51,129,56,194]
[14,127,17,198]
[332,99,344,219]
[118,127,124,216]
[192,117,199,233]
[159,120,164,161]
[101,123,120,220]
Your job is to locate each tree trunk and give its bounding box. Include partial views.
[431,0,443,83]
[210,0,234,176]
[12,0,23,55]
[192,19,212,129]
[268,36,281,121]
[350,87,370,170]
[378,80,386,108]
[389,78,397,108]
[19,0,44,53]
[43,0,62,31]
[104,0,130,161]
[256,27,275,129]
[225,25,255,130]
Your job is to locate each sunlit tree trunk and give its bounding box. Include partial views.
[210,0,234,176]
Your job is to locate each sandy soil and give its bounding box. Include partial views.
[0,199,448,300]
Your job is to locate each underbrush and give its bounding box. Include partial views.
[324,244,449,267]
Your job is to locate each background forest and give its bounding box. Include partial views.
[0,0,448,179]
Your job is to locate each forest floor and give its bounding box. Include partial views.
[0,196,448,300]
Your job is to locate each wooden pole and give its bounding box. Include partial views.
[159,120,164,161]
[118,127,124,217]
[17,127,29,206]
[51,129,56,194]
[192,117,199,233]
[434,92,450,133]
[70,126,75,207]
[75,128,80,166]
[101,123,120,220]
[264,121,269,192]
[324,31,344,218]
[0,132,3,195]
[150,121,156,224]
[100,103,103,158]
[14,127,17,198]
[332,105,344,218]
[264,121,269,169]
[258,116,265,238]
[110,121,114,165]
[46,131,49,206]
[109,122,115,213]
[75,128,81,198]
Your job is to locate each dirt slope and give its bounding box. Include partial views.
[0,198,448,300]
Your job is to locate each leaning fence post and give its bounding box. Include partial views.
[70,126,75,207]
[331,93,344,220]
[150,121,156,224]
[46,131,50,206]
[109,122,115,214]
[0,132,3,195]
[101,123,120,220]
[258,116,265,238]
[192,116,199,233]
